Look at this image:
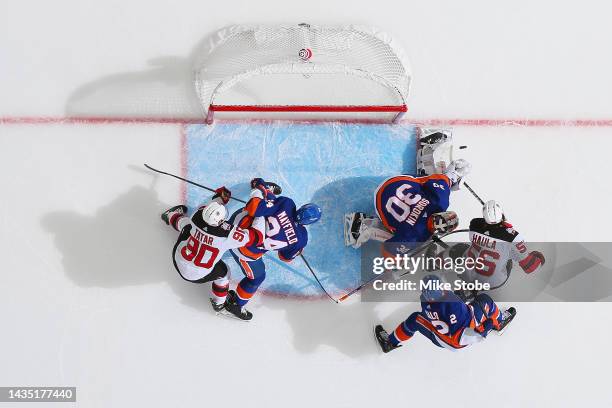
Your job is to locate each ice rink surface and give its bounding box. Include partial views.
[186,123,416,296]
[1,1,612,407]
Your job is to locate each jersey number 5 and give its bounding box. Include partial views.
[468,247,500,276]
[181,236,220,268]
[386,184,422,223]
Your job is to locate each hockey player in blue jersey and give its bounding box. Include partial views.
[375,275,516,352]
[344,159,471,249]
[227,177,321,319]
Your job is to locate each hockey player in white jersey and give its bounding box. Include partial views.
[161,186,265,320]
[443,200,545,296]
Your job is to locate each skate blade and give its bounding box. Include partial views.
[495,314,516,336]
[214,308,252,322]
[373,326,384,353]
[373,325,389,354]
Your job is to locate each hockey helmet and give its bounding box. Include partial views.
[421,274,446,302]
[202,201,227,227]
[483,200,504,224]
[295,203,322,225]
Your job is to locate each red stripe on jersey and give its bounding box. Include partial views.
[212,288,228,297]
[169,213,183,230]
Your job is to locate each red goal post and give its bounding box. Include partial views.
[194,24,412,124]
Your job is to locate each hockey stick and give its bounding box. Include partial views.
[145,164,337,302]
[397,234,452,278]
[338,229,469,302]
[299,254,339,303]
[462,182,485,206]
[427,230,511,334]
[144,163,248,204]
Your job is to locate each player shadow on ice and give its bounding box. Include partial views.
[64,28,258,119]
[40,182,221,315]
[287,141,414,297]
[263,284,426,358]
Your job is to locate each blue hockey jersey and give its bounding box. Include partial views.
[418,291,474,341]
[374,174,451,243]
[235,190,308,262]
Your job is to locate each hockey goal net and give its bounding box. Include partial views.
[195,24,412,124]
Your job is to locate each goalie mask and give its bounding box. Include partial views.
[427,211,458,235]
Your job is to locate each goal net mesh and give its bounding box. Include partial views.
[194,24,412,122]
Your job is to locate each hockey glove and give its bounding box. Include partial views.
[214,186,232,204]
[250,178,266,189]
[530,251,545,265]
[519,251,545,274]
[445,159,472,190]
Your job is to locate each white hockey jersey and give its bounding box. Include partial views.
[463,218,540,289]
[172,201,264,281]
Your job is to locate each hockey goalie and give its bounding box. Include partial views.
[344,130,470,248]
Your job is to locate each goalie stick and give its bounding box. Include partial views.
[338,229,470,302]
[449,145,484,206]
[144,164,338,302]
[463,182,485,206]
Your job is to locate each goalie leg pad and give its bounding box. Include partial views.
[344,213,392,248]
[417,127,454,176]
[344,212,366,247]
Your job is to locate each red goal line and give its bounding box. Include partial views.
[0,116,612,127]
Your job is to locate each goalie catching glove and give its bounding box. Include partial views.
[444,159,471,190]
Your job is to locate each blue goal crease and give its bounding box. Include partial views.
[185,122,417,296]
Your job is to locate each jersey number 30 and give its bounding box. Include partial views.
[386,184,422,223]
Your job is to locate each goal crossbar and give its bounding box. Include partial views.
[195,24,412,124]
